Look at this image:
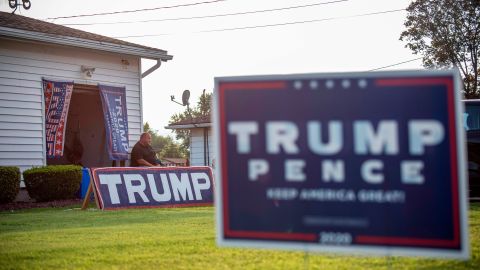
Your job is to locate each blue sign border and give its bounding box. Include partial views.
[213,70,469,259]
[92,166,215,210]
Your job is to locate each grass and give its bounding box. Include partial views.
[0,203,479,270]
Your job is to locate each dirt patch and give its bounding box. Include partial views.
[0,199,83,211]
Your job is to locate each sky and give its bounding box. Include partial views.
[0,0,423,136]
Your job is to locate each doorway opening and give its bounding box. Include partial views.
[46,84,110,167]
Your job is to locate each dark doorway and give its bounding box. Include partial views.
[47,84,110,167]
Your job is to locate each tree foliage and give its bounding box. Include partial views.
[400,0,480,98]
[143,122,188,158]
[169,90,212,151]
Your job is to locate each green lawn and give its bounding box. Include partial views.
[0,203,479,270]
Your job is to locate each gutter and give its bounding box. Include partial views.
[0,27,173,60]
[165,123,212,129]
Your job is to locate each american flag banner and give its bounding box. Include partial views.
[42,79,74,158]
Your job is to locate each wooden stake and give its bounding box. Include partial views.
[81,180,93,210]
[81,169,101,210]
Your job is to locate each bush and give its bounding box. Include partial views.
[23,165,82,202]
[0,166,20,203]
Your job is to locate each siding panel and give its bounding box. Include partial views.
[0,115,42,123]
[0,137,43,144]
[127,109,141,116]
[0,122,43,131]
[0,159,44,166]
[0,70,140,89]
[0,107,41,116]
[0,151,43,159]
[0,43,140,74]
[0,100,41,109]
[0,92,41,102]
[126,102,140,111]
[0,144,43,151]
[0,77,41,88]
[0,130,42,137]
[0,63,139,84]
[128,115,141,123]
[0,85,41,96]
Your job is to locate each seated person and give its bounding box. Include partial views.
[130,132,162,167]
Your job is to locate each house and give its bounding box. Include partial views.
[0,12,172,178]
[166,115,214,167]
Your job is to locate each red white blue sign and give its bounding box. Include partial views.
[42,79,73,158]
[214,70,469,259]
[91,167,214,210]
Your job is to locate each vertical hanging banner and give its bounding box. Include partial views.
[42,79,73,158]
[214,70,469,259]
[98,84,129,160]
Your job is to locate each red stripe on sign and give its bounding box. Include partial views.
[446,78,460,246]
[103,202,213,211]
[226,230,317,241]
[219,83,230,234]
[219,81,286,91]
[355,236,458,247]
[361,77,460,247]
[218,81,287,239]
[92,166,212,172]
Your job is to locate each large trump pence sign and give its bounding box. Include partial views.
[214,70,469,259]
[92,167,214,210]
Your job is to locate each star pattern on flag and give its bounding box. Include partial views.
[43,79,73,158]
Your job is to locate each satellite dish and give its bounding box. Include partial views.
[182,90,190,106]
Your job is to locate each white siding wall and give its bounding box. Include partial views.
[0,38,142,176]
[189,128,215,167]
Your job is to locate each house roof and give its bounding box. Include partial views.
[166,114,211,129]
[0,11,172,60]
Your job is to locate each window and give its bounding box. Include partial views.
[463,100,480,131]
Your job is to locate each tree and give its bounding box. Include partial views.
[169,90,212,150]
[400,0,480,98]
[142,122,188,158]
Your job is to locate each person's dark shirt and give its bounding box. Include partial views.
[130,141,159,167]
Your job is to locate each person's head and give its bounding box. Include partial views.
[139,132,152,146]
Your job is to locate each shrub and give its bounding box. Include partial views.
[0,166,20,203]
[23,165,82,202]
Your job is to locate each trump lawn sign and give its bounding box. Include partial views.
[87,166,214,210]
[213,70,469,259]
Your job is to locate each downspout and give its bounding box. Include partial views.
[203,128,207,166]
[141,59,161,78]
[206,128,210,166]
[139,58,161,135]
[203,128,210,166]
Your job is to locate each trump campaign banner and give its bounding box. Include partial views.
[214,70,469,259]
[98,84,129,160]
[42,79,73,158]
[91,167,214,210]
